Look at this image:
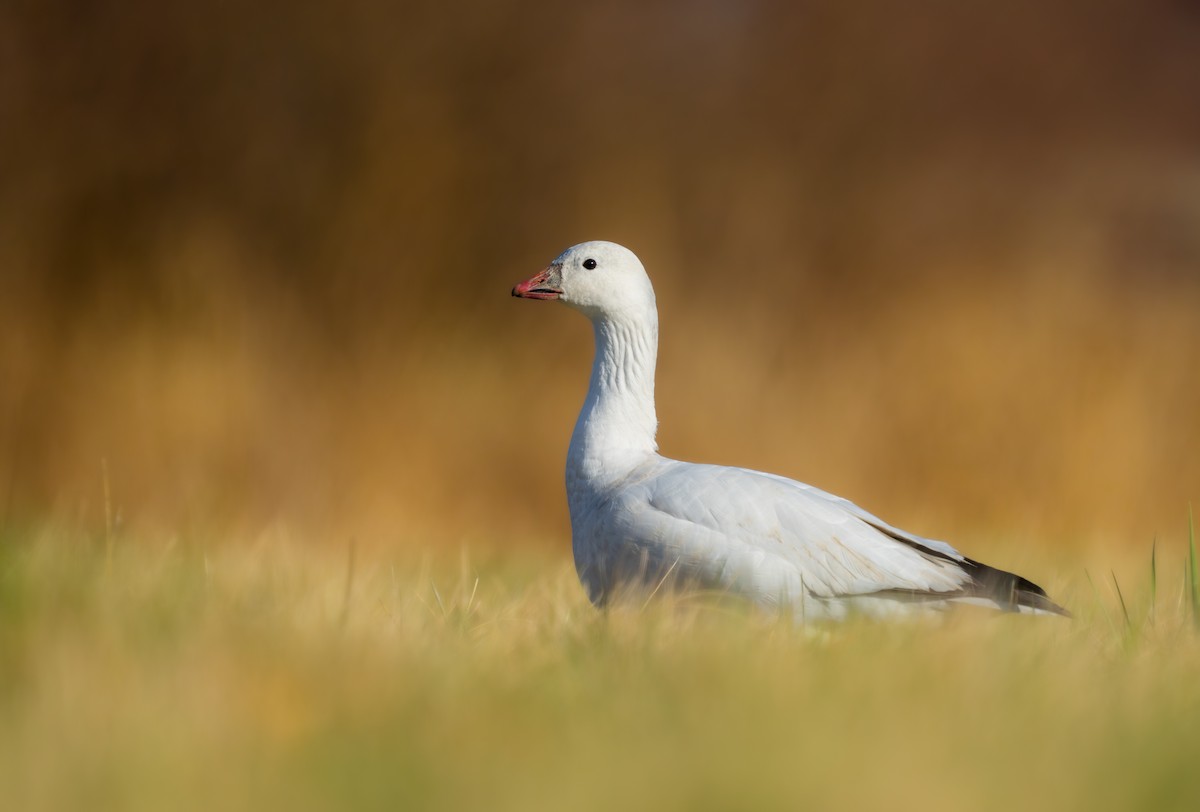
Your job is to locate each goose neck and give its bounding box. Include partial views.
[567,313,659,486]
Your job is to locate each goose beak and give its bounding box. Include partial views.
[512,264,563,300]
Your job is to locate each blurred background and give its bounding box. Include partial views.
[1,0,1197,552]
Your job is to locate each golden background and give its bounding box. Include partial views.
[2,0,1198,551]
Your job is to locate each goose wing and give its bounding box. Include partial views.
[612,460,974,604]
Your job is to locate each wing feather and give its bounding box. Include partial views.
[613,461,972,603]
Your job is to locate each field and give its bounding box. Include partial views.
[4,521,1200,811]
[3,2,1199,809]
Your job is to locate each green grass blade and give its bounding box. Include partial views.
[1189,506,1199,630]
[1149,537,1157,626]
[1111,571,1132,637]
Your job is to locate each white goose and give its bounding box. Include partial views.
[513,241,1067,620]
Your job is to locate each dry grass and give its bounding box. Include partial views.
[4,261,1197,553]
[3,521,1200,811]
[2,4,1198,805]
[2,0,1198,551]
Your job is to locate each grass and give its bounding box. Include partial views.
[3,523,1200,812]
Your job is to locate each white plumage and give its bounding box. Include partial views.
[513,240,1066,620]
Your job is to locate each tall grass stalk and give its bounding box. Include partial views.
[102,457,113,574]
[1189,505,1199,629]
[1111,571,1132,637]
[1149,537,1157,627]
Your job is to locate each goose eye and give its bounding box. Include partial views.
[582,258,597,270]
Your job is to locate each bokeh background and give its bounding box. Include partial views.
[2,0,1198,552]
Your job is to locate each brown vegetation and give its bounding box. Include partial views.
[2,0,1198,550]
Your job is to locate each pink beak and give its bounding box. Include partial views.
[512,265,563,300]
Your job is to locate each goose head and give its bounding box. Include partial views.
[512,241,656,322]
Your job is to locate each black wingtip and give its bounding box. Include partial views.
[962,558,1070,616]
